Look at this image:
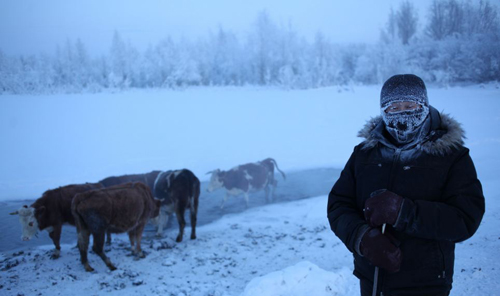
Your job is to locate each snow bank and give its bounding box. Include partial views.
[241,261,357,296]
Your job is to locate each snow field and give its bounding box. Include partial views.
[1,84,499,295]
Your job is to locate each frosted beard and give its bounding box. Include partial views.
[381,104,430,144]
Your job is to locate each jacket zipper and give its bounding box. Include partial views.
[376,148,402,296]
[387,148,402,191]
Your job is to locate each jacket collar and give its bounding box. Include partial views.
[358,106,465,155]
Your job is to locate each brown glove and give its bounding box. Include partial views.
[360,227,402,273]
[364,189,403,227]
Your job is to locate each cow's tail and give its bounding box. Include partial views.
[71,196,87,235]
[268,158,286,180]
[192,176,200,213]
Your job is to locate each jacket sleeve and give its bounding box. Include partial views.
[394,148,485,242]
[327,146,370,254]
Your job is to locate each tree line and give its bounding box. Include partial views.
[1,0,498,94]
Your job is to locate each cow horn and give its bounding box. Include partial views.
[9,211,19,215]
[206,170,214,175]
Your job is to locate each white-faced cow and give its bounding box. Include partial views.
[206,158,286,209]
[71,182,160,272]
[152,169,200,242]
[9,182,104,259]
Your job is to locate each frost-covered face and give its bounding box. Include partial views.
[382,100,429,144]
[384,101,421,113]
[13,206,39,241]
[206,169,223,192]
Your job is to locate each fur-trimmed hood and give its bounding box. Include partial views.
[358,107,465,156]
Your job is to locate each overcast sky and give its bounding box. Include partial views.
[0,0,436,56]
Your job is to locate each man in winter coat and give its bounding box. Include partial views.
[327,74,485,296]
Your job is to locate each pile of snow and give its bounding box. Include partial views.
[241,261,356,296]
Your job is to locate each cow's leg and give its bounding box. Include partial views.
[264,186,270,203]
[132,224,147,259]
[175,204,186,242]
[190,197,198,240]
[220,192,230,209]
[48,224,62,259]
[105,230,112,245]
[128,231,136,252]
[77,228,94,272]
[167,212,174,228]
[93,231,117,271]
[155,207,166,237]
[244,192,250,208]
[271,179,278,200]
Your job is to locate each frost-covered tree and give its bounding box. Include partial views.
[109,31,136,88]
[381,8,399,44]
[309,32,339,87]
[276,22,307,88]
[204,27,242,85]
[426,0,464,40]
[74,38,91,89]
[1,3,499,93]
[396,0,419,45]
[464,0,499,36]
[426,0,498,39]
[247,10,280,85]
[0,50,14,93]
[165,40,201,88]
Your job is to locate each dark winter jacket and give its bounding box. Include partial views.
[327,107,485,295]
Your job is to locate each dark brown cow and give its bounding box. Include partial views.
[9,183,104,259]
[206,158,286,209]
[99,170,161,191]
[72,182,160,272]
[152,169,200,242]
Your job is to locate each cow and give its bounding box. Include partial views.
[99,170,161,191]
[206,158,286,209]
[71,182,160,272]
[9,183,104,259]
[152,169,200,242]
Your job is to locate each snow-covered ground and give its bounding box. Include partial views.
[1,195,358,296]
[1,84,499,295]
[1,191,499,296]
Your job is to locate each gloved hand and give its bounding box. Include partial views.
[364,189,403,227]
[360,227,402,273]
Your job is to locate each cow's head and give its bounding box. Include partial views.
[10,205,39,241]
[206,169,223,192]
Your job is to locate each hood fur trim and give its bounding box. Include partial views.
[358,112,465,155]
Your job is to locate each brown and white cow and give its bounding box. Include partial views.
[152,169,200,242]
[206,158,286,209]
[71,182,160,272]
[99,170,161,191]
[9,182,104,259]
